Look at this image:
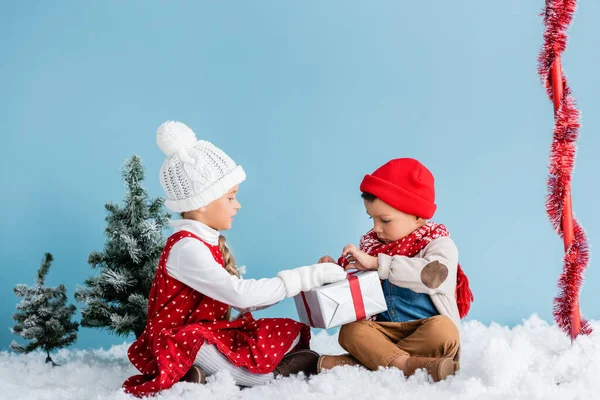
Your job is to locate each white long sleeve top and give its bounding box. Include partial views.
[165,219,287,310]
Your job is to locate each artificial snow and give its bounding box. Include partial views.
[2,315,599,400]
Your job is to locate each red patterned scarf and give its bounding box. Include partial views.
[339,222,473,319]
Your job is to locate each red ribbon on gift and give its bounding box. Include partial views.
[300,271,366,326]
[300,291,315,327]
[347,271,366,320]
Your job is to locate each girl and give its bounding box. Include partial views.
[316,158,473,382]
[123,121,346,396]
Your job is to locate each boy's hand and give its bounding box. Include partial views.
[318,255,336,264]
[341,244,378,271]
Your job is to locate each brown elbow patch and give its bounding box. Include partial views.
[421,261,449,289]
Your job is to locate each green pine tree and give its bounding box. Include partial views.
[11,253,79,365]
[75,155,170,338]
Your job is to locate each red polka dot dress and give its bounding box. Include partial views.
[122,230,310,397]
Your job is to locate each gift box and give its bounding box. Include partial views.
[294,271,387,329]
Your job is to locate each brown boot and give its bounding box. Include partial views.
[273,349,320,378]
[179,365,207,384]
[403,356,457,382]
[317,354,361,373]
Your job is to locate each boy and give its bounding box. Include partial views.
[317,158,473,382]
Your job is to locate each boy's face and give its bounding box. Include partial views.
[364,198,426,243]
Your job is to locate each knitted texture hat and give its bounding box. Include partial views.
[157,121,246,213]
[359,158,436,219]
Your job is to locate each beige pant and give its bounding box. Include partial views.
[338,315,460,371]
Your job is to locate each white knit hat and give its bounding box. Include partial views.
[156,121,246,213]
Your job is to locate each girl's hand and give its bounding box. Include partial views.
[318,255,336,264]
[341,244,378,271]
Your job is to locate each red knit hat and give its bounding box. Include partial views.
[360,158,437,219]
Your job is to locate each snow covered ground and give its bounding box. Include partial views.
[2,315,599,400]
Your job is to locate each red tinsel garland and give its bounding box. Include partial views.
[537,0,591,337]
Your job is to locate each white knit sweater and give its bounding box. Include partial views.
[377,236,461,327]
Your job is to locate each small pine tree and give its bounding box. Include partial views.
[75,155,170,338]
[11,253,79,365]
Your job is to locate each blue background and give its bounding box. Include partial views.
[1,1,599,350]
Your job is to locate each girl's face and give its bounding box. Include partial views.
[185,185,241,230]
[364,197,426,243]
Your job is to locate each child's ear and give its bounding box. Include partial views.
[416,216,427,225]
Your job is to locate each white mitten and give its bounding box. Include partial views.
[277,262,347,298]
